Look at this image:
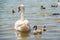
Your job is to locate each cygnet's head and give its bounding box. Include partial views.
[33,25,37,30]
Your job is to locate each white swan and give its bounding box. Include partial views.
[15,4,30,32]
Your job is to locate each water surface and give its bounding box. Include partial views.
[0,0,60,40]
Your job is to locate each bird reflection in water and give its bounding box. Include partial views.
[34,33,42,38]
[15,30,30,40]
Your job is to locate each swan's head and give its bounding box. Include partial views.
[20,4,24,7]
[20,4,25,12]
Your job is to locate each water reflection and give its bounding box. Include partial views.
[15,30,30,40]
[15,30,42,40]
[34,34,42,38]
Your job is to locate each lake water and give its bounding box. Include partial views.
[0,0,60,40]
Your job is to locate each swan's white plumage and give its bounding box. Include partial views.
[15,19,29,30]
[15,16,30,32]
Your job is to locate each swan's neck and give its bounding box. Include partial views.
[20,12,25,21]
